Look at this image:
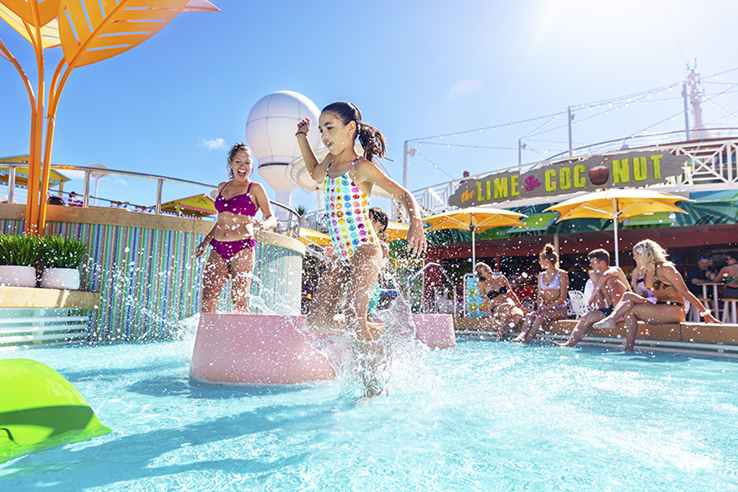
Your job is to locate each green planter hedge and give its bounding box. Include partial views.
[0,235,87,269]
[0,235,42,267]
[39,236,87,270]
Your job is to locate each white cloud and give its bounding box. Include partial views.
[448,79,483,98]
[201,137,226,150]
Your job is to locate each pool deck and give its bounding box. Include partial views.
[0,286,99,309]
[455,317,738,356]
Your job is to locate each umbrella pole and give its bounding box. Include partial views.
[471,227,476,268]
[613,198,620,267]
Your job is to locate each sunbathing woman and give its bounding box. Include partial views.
[592,239,719,351]
[475,262,526,339]
[514,244,569,343]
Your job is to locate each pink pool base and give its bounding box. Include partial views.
[190,313,456,385]
[191,313,336,385]
[413,314,456,349]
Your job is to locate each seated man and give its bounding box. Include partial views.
[686,255,716,297]
[558,248,629,348]
[716,255,738,298]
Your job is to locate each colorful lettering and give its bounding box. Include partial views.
[494,177,508,199]
[651,154,662,179]
[633,156,648,181]
[559,167,571,190]
[511,174,520,197]
[612,159,630,184]
[573,164,586,188]
[545,169,556,192]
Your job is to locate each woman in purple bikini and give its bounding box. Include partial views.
[196,143,276,312]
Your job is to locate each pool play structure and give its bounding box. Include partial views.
[190,314,338,385]
[190,313,456,385]
[0,359,110,464]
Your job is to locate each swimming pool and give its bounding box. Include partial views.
[2,338,737,491]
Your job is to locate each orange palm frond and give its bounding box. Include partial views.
[58,0,189,68]
[0,5,61,48]
[1,0,60,27]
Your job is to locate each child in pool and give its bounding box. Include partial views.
[295,102,426,396]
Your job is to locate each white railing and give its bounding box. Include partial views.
[0,163,302,237]
[411,128,738,214]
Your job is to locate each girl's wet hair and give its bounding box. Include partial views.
[227,143,251,178]
[322,102,386,161]
[540,243,559,266]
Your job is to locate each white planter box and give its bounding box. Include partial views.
[0,265,37,287]
[40,268,80,290]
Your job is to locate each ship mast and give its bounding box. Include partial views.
[686,61,707,139]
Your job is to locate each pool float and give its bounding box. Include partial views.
[0,359,111,463]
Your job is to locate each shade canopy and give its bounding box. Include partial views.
[424,206,525,232]
[545,188,689,266]
[159,193,216,217]
[424,206,525,266]
[545,189,688,222]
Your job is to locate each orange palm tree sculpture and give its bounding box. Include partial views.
[0,0,219,235]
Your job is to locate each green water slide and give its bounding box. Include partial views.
[0,359,110,463]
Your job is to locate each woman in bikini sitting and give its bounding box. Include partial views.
[196,143,276,313]
[514,244,570,343]
[592,239,720,351]
[475,262,526,339]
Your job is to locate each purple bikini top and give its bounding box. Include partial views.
[214,183,258,216]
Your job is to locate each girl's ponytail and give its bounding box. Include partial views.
[357,122,386,161]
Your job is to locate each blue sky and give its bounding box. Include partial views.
[3,0,738,210]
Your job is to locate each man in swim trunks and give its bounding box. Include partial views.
[558,248,629,348]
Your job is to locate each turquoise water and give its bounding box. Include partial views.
[2,338,738,491]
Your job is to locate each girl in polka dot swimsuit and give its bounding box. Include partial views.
[296,102,427,397]
[323,160,378,260]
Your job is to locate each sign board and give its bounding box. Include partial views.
[448,151,689,208]
[463,273,488,318]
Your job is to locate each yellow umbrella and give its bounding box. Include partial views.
[384,221,409,241]
[159,193,216,217]
[424,206,526,266]
[299,227,332,247]
[545,188,689,266]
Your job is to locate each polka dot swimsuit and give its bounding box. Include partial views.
[324,159,378,260]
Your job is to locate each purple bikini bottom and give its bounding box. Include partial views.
[210,238,255,261]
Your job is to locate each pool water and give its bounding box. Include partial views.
[2,338,738,491]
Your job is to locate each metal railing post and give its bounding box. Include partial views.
[8,166,16,204]
[83,170,91,207]
[155,178,163,215]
